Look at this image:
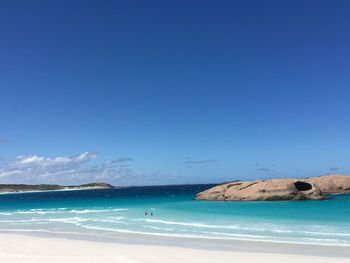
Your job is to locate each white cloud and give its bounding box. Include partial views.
[184,159,219,168]
[0,152,173,186]
[11,152,97,167]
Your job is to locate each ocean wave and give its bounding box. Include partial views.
[0,219,349,246]
[134,218,350,237]
[1,206,350,247]
[0,212,12,216]
[143,225,174,231]
[268,228,350,237]
[67,208,128,214]
[74,224,350,246]
[90,218,129,225]
[135,218,266,231]
[0,208,128,215]
[47,217,128,226]
[0,218,48,223]
[2,213,350,241]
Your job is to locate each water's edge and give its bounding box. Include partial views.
[1,228,350,258]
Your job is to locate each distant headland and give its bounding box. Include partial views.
[196,174,350,201]
[0,182,114,194]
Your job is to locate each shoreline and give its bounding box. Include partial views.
[1,217,349,248]
[0,232,349,263]
[1,228,350,258]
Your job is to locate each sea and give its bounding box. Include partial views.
[0,184,350,246]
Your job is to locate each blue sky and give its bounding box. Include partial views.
[1,0,350,185]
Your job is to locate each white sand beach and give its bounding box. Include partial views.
[0,233,349,263]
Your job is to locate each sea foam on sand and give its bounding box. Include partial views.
[0,232,349,263]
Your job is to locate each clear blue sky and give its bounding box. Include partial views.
[0,0,350,185]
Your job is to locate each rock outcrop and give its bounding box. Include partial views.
[196,174,350,201]
[305,174,350,194]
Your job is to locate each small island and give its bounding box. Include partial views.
[196,174,350,201]
[0,182,114,194]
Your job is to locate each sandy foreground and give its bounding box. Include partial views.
[0,233,349,263]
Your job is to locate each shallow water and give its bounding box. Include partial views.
[0,185,349,246]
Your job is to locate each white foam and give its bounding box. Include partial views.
[136,218,255,230]
[143,225,174,231]
[0,208,128,216]
[75,224,350,246]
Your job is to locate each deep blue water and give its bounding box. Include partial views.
[0,184,350,246]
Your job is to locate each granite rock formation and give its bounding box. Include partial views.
[195,176,337,201]
[305,174,350,194]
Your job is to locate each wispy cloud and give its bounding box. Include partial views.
[256,167,274,172]
[0,152,169,185]
[251,162,275,172]
[0,137,9,144]
[184,159,219,168]
[329,167,339,171]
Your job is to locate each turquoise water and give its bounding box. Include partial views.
[0,185,350,246]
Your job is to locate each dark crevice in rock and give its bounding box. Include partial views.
[227,183,242,189]
[294,181,312,191]
[239,182,258,190]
